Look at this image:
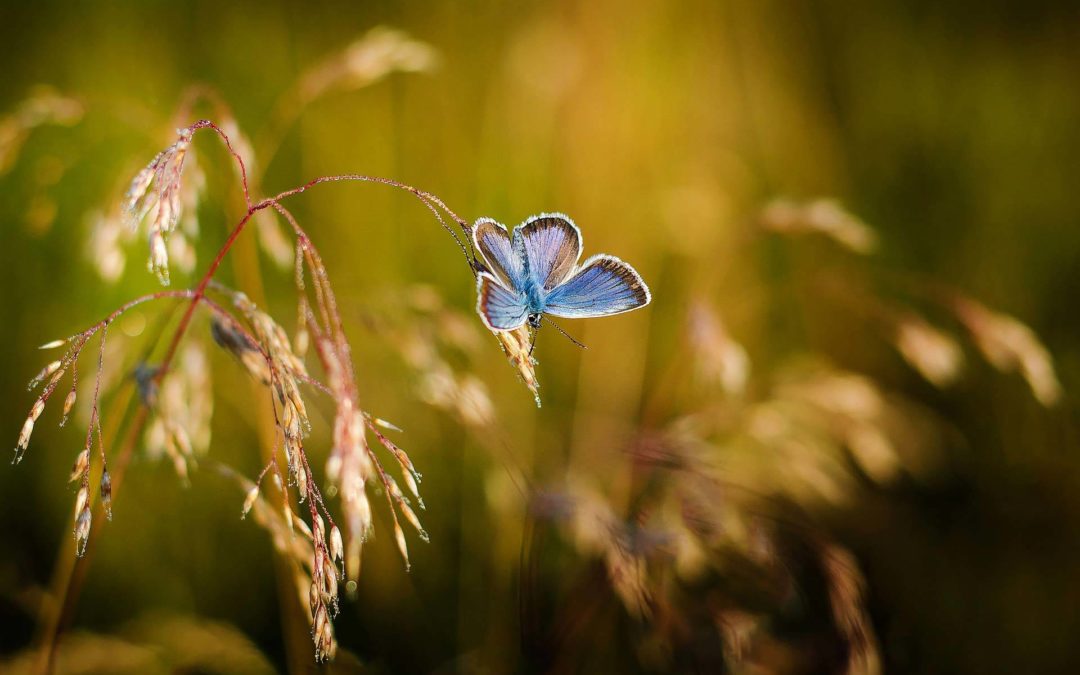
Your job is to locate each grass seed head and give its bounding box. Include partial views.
[895,317,963,388]
[494,325,540,405]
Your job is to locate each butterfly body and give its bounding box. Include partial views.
[473,213,650,332]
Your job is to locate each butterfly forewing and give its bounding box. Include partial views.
[476,272,530,330]
[473,218,526,287]
[514,214,582,291]
[543,255,650,319]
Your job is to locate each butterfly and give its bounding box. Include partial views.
[473,213,651,333]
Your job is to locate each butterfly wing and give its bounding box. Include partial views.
[476,272,530,331]
[513,213,582,291]
[543,255,651,319]
[473,218,526,288]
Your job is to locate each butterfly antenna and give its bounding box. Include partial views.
[542,318,588,350]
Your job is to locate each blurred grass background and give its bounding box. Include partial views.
[1,1,1079,673]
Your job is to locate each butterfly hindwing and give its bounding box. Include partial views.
[513,213,582,291]
[473,218,526,288]
[476,272,529,331]
[543,254,651,319]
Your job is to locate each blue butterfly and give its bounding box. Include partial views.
[473,213,651,332]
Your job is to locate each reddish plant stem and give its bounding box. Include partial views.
[35,121,263,672]
[189,119,252,208]
[270,173,468,229]
[158,169,473,383]
[155,210,257,376]
[269,174,475,268]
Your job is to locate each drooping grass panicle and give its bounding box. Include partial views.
[296,27,440,106]
[686,300,750,395]
[761,197,878,254]
[950,294,1063,406]
[16,108,490,660]
[765,199,1063,405]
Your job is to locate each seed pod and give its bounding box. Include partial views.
[241,485,259,519]
[323,558,338,602]
[372,417,403,432]
[394,521,409,571]
[309,579,320,614]
[148,229,170,284]
[69,449,89,482]
[15,416,36,457]
[325,455,342,483]
[295,463,309,501]
[329,525,344,564]
[60,388,77,426]
[74,485,89,517]
[74,504,92,556]
[29,361,63,390]
[100,468,113,520]
[313,605,328,642]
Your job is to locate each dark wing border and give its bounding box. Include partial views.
[543,254,651,319]
[472,217,524,287]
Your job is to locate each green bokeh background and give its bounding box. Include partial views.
[2,1,1079,673]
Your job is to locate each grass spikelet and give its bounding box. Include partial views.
[894,315,963,388]
[951,296,1063,406]
[494,325,540,405]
